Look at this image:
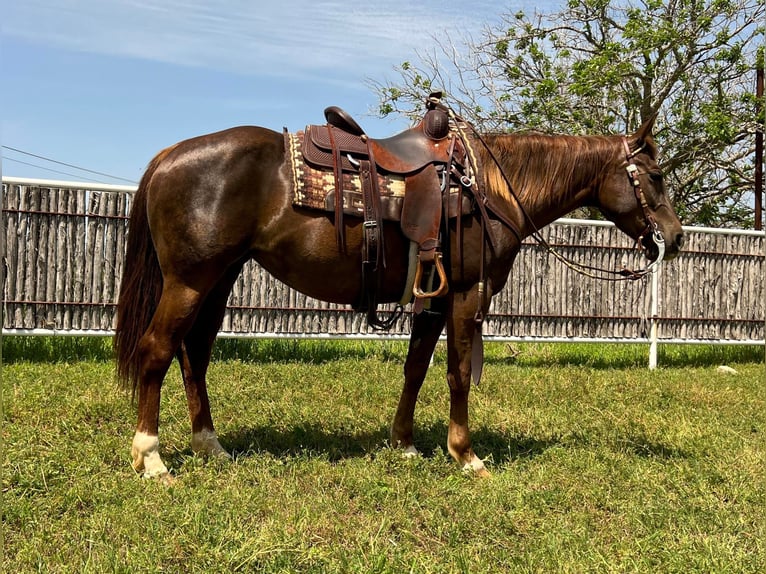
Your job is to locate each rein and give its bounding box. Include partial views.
[449,110,665,282]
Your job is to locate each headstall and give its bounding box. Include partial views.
[457,116,667,281]
[622,137,665,275]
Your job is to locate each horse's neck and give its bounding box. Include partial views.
[523,178,595,234]
[484,134,613,236]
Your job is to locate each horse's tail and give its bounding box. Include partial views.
[114,149,170,397]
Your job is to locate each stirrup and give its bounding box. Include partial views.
[413,253,449,299]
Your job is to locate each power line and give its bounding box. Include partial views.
[2,145,138,184]
[3,157,107,183]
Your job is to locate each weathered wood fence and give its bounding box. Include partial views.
[3,178,764,350]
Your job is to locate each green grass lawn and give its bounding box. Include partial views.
[3,339,765,573]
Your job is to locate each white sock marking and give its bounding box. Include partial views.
[131,431,169,478]
[402,445,420,459]
[191,429,231,459]
[462,455,486,474]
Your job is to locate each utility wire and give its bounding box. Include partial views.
[2,145,138,184]
[4,157,107,183]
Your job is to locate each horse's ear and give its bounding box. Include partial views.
[633,112,658,143]
[629,112,659,158]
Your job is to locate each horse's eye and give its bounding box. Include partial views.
[649,171,663,183]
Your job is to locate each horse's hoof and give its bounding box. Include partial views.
[201,447,232,462]
[132,432,169,477]
[136,466,176,484]
[158,472,176,486]
[402,445,420,459]
[462,456,491,478]
[192,430,231,460]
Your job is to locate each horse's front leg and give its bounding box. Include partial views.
[445,285,490,476]
[391,307,447,456]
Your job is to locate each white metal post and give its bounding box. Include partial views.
[648,263,660,369]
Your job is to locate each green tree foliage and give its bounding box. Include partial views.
[372,0,765,227]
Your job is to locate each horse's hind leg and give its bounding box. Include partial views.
[391,307,446,456]
[176,263,245,460]
[131,281,206,479]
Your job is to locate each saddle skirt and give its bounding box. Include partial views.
[285,130,472,222]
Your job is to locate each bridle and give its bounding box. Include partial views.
[622,137,665,275]
[449,110,667,282]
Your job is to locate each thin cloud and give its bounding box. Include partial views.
[4,0,499,82]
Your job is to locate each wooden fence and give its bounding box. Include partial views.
[2,178,764,348]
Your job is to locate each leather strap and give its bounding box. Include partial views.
[326,125,345,251]
[622,137,657,244]
[365,139,385,268]
[359,159,378,276]
[471,217,487,385]
[359,153,398,329]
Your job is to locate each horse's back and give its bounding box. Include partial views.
[151,125,285,181]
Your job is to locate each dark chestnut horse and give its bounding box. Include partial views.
[115,114,683,480]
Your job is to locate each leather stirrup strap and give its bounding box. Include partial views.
[359,157,382,327]
[357,139,400,330]
[443,135,465,280]
[471,215,488,385]
[359,159,378,270]
[365,139,385,268]
[326,125,345,251]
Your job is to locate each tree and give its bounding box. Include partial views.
[372,0,765,228]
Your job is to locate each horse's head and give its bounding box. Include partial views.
[597,116,684,262]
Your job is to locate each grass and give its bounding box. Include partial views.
[3,338,765,573]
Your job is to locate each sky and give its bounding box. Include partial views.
[1,1,539,186]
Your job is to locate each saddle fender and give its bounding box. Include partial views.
[400,164,449,299]
[400,164,442,255]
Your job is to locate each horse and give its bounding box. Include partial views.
[114,112,684,480]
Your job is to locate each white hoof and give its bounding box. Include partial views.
[131,431,170,478]
[462,455,489,476]
[191,429,231,459]
[402,445,420,459]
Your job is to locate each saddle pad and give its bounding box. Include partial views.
[286,130,405,220]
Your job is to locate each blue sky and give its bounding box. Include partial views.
[2,1,535,185]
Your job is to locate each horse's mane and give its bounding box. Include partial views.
[475,132,652,208]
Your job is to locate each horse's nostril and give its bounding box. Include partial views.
[675,232,685,248]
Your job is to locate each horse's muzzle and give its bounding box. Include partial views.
[643,230,683,261]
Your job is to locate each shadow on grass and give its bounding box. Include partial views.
[204,420,691,471]
[2,336,116,363]
[5,336,761,369]
[1,336,409,365]
[613,431,692,459]
[214,421,562,468]
[485,342,765,369]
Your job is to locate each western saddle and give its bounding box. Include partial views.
[301,92,475,329]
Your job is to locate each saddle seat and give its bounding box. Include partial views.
[320,105,457,175]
